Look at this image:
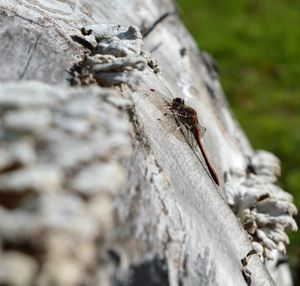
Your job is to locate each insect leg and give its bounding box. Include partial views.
[162,106,172,116]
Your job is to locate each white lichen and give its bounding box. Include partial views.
[224,150,298,261]
[71,24,149,86]
[0,81,132,285]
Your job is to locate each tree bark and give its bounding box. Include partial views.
[0,1,296,286]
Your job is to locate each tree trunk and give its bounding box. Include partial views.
[0,1,297,286]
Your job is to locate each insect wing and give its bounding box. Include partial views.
[199,125,206,138]
[162,112,199,147]
[141,89,172,113]
[158,110,186,140]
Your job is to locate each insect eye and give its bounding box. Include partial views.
[173,98,185,105]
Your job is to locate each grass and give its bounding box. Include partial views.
[176,0,300,279]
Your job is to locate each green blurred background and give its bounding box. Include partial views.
[176,0,299,282]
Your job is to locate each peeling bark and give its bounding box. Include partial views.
[0,1,297,286]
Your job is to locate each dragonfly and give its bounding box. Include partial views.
[143,88,220,186]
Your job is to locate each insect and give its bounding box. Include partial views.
[144,89,220,186]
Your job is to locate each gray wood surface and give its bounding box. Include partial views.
[0,1,296,286]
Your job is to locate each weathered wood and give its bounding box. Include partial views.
[0,1,297,286]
